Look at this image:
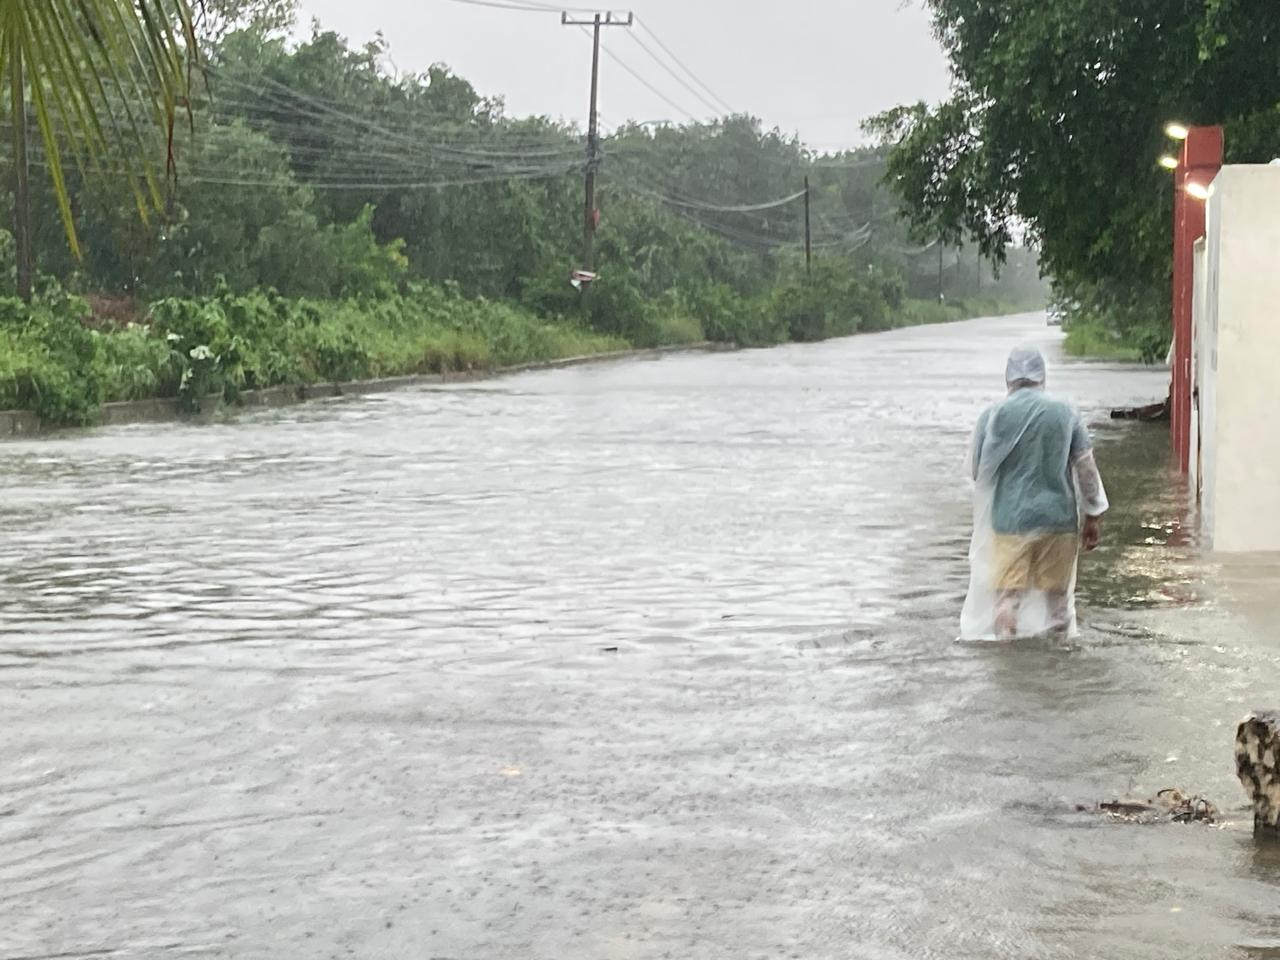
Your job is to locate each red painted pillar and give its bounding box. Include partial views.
[1172,179,1187,469]
[1171,125,1223,474]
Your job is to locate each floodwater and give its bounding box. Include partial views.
[3,313,1279,959]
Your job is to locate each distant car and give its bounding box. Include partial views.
[1046,305,1064,326]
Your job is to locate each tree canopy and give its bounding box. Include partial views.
[871,0,1280,356]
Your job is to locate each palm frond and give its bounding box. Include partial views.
[0,0,200,257]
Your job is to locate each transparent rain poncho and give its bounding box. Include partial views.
[959,348,1109,641]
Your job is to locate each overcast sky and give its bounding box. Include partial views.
[295,0,952,152]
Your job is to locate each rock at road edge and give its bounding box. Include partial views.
[1236,712,1280,836]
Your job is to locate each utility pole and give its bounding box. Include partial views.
[937,240,944,302]
[10,47,32,303]
[562,10,633,277]
[803,176,812,277]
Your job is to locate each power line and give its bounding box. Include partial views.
[443,0,563,13]
[214,70,462,158]
[885,239,939,256]
[590,32,700,124]
[607,156,806,217]
[7,111,587,183]
[444,0,624,14]
[2,110,583,187]
[14,146,581,191]
[9,58,701,191]
[203,68,596,179]
[185,165,579,191]
[811,232,873,252]
[624,31,721,118]
[805,156,888,170]
[203,95,582,148]
[635,16,733,116]
[661,206,801,250]
[612,168,872,246]
[630,183,807,214]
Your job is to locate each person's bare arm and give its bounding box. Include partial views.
[1082,514,1102,552]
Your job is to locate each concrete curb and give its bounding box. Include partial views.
[0,342,732,439]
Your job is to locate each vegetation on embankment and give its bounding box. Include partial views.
[0,275,1041,427]
[1061,320,1145,362]
[0,283,621,425]
[1058,297,1169,362]
[895,296,1045,328]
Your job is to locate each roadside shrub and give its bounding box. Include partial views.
[94,325,176,402]
[0,290,101,425]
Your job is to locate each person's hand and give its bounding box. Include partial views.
[1082,515,1102,552]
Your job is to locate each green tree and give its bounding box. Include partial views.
[195,0,297,43]
[870,0,1280,352]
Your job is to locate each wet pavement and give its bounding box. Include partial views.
[2,313,1279,959]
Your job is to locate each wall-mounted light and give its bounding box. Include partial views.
[1159,155,1180,170]
[1165,122,1191,141]
[1185,181,1212,201]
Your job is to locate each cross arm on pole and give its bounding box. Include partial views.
[561,11,633,26]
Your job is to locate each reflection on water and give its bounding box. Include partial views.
[1078,420,1203,610]
[1,314,1278,959]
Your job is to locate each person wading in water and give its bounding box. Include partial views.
[960,346,1110,640]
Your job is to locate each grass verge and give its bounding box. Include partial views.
[0,286,1049,428]
[1062,319,1145,361]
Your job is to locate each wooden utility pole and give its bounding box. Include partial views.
[10,42,32,303]
[937,240,944,301]
[562,10,633,276]
[803,176,812,276]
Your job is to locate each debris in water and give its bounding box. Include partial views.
[1109,396,1170,421]
[1078,788,1218,824]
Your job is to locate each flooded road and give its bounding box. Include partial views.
[3,313,1279,959]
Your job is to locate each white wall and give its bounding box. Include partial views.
[1195,165,1280,552]
[1192,236,1207,508]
